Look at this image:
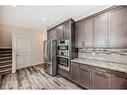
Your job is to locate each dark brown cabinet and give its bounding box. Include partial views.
[78,64,91,88]
[84,18,94,47]
[47,29,57,40]
[75,21,85,48]
[58,67,71,79]
[71,61,127,89]
[108,7,127,48]
[56,25,64,39]
[94,13,108,47]
[63,21,70,38]
[75,18,93,48]
[111,71,127,89]
[71,62,91,88]
[92,67,111,89]
[71,62,79,83]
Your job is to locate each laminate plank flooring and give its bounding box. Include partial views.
[0,64,81,90]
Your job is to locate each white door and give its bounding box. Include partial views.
[16,38,32,69]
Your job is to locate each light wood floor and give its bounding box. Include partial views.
[0,64,82,89]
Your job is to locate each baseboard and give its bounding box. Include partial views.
[16,62,44,70]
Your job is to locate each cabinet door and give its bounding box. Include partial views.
[108,7,126,48]
[58,67,70,79]
[56,25,64,39]
[84,18,94,47]
[63,21,70,38]
[71,62,79,83]
[79,65,91,89]
[47,29,56,40]
[92,68,111,89]
[75,21,85,48]
[111,71,127,89]
[94,13,108,47]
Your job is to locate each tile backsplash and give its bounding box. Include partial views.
[78,48,127,64]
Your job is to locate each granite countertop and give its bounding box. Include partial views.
[71,58,127,73]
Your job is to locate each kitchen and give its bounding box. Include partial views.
[44,5,127,89]
[0,5,127,90]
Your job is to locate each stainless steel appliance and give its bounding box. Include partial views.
[57,57,68,67]
[57,40,70,70]
[43,40,57,76]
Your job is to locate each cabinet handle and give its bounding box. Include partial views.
[95,68,107,73]
[95,72,108,78]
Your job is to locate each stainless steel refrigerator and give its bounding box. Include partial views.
[43,40,57,76]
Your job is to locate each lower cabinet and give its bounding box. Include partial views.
[71,62,127,89]
[58,67,71,80]
[71,62,91,89]
[71,63,79,83]
[92,67,112,89]
[78,64,91,88]
[111,71,127,89]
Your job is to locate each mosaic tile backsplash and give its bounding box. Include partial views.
[78,48,127,64]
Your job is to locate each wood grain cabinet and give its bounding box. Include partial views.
[71,62,127,89]
[75,21,85,48]
[92,67,112,89]
[58,67,71,80]
[71,62,91,88]
[56,25,64,39]
[94,13,108,47]
[111,71,127,89]
[75,18,93,48]
[71,62,79,83]
[78,64,91,88]
[84,18,94,47]
[108,7,127,48]
[63,21,70,38]
[47,29,57,40]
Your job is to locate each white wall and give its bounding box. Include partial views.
[0,24,12,47]
[12,26,44,72]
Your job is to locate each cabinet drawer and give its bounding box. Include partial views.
[79,64,90,69]
[71,62,79,67]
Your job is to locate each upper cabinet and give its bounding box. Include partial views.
[75,6,127,48]
[94,13,108,47]
[47,29,57,40]
[63,21,70,38]
[75,21,85,48]
[108,7,127,48]
[75,18,93,48]
[84,18,94,47]
[47,19,74,40]
[56,25,64,39]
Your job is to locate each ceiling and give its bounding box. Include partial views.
[0,6,112,32]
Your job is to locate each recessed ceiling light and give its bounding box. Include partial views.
[42,17,47,22]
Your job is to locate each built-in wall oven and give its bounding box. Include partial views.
[57,57,68,67]
[57,40,70,70]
